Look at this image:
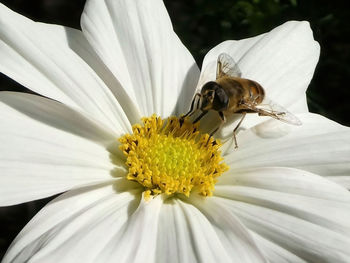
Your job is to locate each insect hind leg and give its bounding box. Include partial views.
[258,110,286,119]
[257,103,286,118]
[241,101,286,120]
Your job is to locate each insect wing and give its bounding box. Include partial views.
[255,97,302,126]
[216,53,242,79]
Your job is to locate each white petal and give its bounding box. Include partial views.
[111,194,163,263]
[251,232,307,263]
[0,92,117,144]
[0,3,131,134]
[2,182,145,263]
[201,21,319,112]
[197,21,320,136]
[217,167,350,229]
[61,23,141,125]
[226,113,350,183]
[218,167,350,203]
[187,197,268,263]
[0,92,123,205]
[214,167,350,262]
[157,199,232,263]
[156,199,198,263]
[327,176,350,189]
[81,0,200,117]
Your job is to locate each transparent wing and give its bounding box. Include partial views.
[241,97,302,126]
[216,53,242,79]
[256,97,302,125]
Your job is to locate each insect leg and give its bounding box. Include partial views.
[252,95,261,105]
[181,93,201,119]
[233,112,247,149]
[193,111,208,124]
[206,112,226,145]
[252,106,285,119]
[210,111,226,137]
[258,111,285,118]
[240,101,284,119]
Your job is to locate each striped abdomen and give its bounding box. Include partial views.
[216,76,265,113]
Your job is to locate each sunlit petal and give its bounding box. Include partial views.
[0,3,131,134]
[215,167,350,262]
[81,0,200,117]
[226,113,350,185]
[0,92,122,205]
[2,183,144,263]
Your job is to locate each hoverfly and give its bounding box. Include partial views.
[181,53,301,148]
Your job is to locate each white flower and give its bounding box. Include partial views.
[1,0,350,262]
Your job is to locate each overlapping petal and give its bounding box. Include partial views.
[0,3,133,135]
[0,92,123,205]
[226,113,350,185]
[81,0,200,117]
[200,21,319,113]
[156,200,199,262]
[2,183,144,263]
[187,197,267,263]
[197,21,320,134]
[215,167,350,262]
[251,233,307,263]
[157,198,266,263]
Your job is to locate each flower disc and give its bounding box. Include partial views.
[119,115,228,198]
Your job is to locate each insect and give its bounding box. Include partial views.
[181,52,302,148]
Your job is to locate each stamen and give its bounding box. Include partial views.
[119,115,228,199]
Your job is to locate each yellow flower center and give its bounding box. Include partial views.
[119,115,228,199]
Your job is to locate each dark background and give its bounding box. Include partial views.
[0,0,349,259]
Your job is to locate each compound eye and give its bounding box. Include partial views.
[201,81,217,93]
[213,88,229,110]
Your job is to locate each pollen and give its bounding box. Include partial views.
[119,115,228,199]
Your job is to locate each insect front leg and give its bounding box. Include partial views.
[181,93,201,119]
[210,111,226,137]
[193,110,208,124]
[206,111,226,145]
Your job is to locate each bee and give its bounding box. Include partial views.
[181,53,302,148]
